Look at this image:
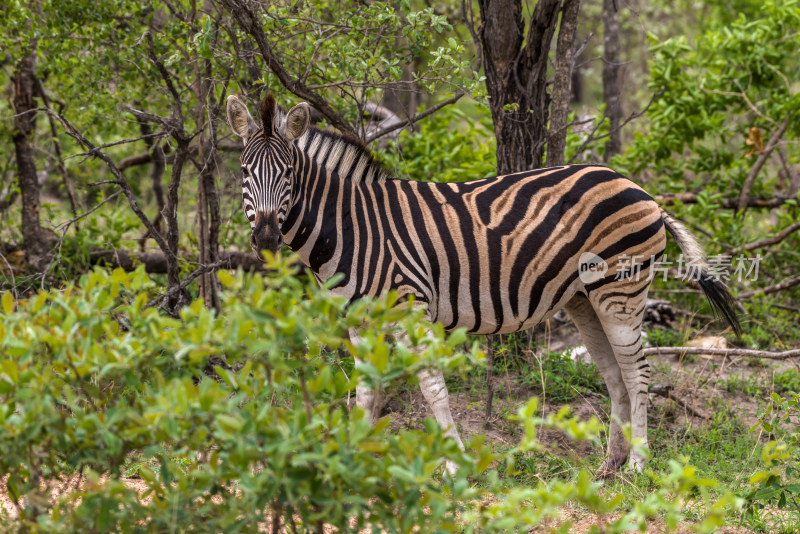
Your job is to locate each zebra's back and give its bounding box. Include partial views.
[350,165,666,334]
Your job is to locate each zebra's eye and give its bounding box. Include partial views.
[241,166,249,177]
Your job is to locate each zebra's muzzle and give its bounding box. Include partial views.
[251,211,283,254]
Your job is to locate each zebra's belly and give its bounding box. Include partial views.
[430,277,584,335]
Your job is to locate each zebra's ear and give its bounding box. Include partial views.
[226,95,258,145]
[282,102,310,141]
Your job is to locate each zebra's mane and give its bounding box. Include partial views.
[295,126,389,185]
[261,98,389,185]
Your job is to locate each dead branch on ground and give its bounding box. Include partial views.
[644,346,800,360]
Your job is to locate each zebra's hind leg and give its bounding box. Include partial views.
[565,294,632,476]
[595,298,650,472]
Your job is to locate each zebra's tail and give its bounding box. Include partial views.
[660,208,741,335]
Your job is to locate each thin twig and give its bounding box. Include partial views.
[40,191,125,289]
[726,221,800,256]
[41,108,175,261]
[54,190,122,232]
[64,131,164,160]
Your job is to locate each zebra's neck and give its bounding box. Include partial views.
[282,128,392,287]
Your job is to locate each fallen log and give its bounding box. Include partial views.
[89,249,266,273]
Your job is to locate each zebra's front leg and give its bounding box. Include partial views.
[418,367,464,476]
[349,328,382,425]
[395,322,465,475]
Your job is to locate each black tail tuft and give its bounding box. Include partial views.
[697,274,742,336]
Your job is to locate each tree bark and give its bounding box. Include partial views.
[478,0,562,174]
[602,0,622,161]
[12,52,51,271]
[547,0,581,167]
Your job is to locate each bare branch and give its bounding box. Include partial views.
[655,192,792,209]
[145,259,228,311]
[644,346,800,360]
[119,152,157,171]
[739,272,800,300]
[726,221,800,256]
[34,75,80,217]
[220,0,357,136]
[365,91,465,144]
[121,106,177,133]
[41,108,174,260]
[65,130,165,161]
[54,190,122,232]
[737,114,792,214]
[146,31,185,127]
[567,88,665,164]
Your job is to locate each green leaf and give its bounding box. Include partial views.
[2,291,14,315]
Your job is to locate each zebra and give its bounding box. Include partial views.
[225,93,740,475]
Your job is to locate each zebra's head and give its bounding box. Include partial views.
[226,93,310,254]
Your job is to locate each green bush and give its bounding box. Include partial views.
[0,255,758,532]
[0,258,481,532]
[742,391,800,530]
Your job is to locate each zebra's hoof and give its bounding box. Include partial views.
[443,459,458,478]
[627,454,646,473]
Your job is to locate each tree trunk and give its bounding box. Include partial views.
[133,118,166,250]
[547,0,581,167]
[602,0,622,161]
[12,52,51,271]
[165,145,189,312]
[478,0,562,175]
[195,56,221,311]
